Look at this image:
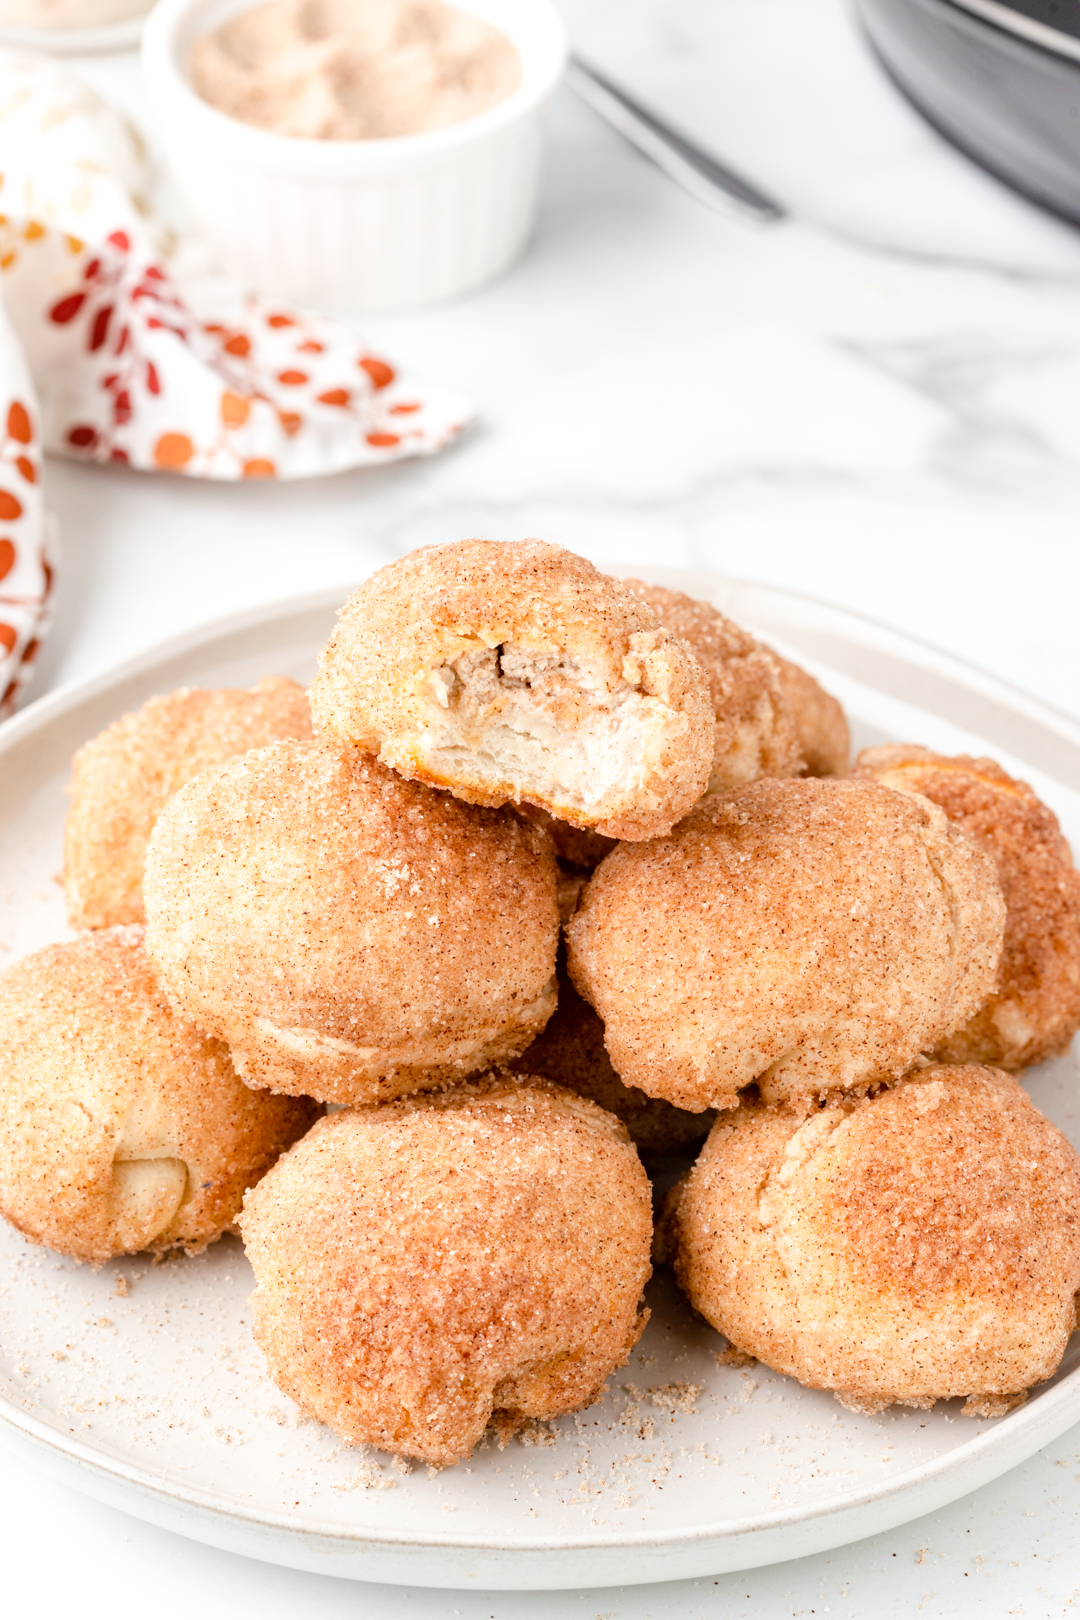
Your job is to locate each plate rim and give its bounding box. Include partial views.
[3,568,1080,1562]
[7,573,1080,756]
[4,1351,1080,1554]
[0,11,145,51]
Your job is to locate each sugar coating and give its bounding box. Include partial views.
[509,960,714,1160]
[625,582,849,783]
[308,539,714,841]
[624,581,805,790]
[240,1074,653,1466]
[515,588,851,873]
[855,745,1080,1071]
[667,1067,1080,1412]
[0,927,316,1265]
[566,777,1006,1112]
[64,676,312,931]
[143,740,560,1105]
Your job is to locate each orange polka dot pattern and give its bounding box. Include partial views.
[0,54,471,718]
[0,228,470,480]
[0,60,472,483]
[0,299,50,721]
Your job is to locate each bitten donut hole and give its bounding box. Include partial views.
[310,541,716,842]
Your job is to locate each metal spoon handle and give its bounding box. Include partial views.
[565,54,787,225]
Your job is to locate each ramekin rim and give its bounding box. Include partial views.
[142,0,568,169]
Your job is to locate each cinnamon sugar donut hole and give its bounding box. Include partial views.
[65,676,312,930]
[855,745,1080,1071]
[308,540,714,842]
[666,1067,1080,1415]
[240,1074,653,1467]
[566,777,1005,1113]
[144,740,560,1105]
[624,581,805,790]
[510,960,714,1160]
[623,583,850,782]
[770,652,849,777]
[0,927,316,1266]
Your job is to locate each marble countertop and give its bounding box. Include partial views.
[7,0,1080,1614]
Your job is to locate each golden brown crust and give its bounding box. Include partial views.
[566,777,1005,1112]
[0,927,317,1265]
[143,740,560,1105]
[509,959,714,1159]
[770,653,850,776]
[855,745,1080,1070]
[669,1067,1080,1411]
[624,581,805,790]
[240,1074,653,1466]
[64,676,312,930]
[308,540,714,841]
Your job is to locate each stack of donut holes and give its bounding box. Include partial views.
[3,538,1080,1468]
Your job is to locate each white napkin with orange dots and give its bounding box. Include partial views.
[0,53,472,479]
[0,296,50,717]
[0,52,473,714]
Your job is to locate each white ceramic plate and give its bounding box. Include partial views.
[2,570,1080,1591]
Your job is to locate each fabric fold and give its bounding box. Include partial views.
[0,50,474,713]
[0,51,472,480]
[0,293,50,716]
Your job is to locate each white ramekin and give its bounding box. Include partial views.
[142,0,567,311]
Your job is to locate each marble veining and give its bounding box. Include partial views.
[29,0,1080,725]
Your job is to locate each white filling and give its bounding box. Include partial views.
[107,1158,188,1250]
[417,645,664,812]
[107,1095,189,1249]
